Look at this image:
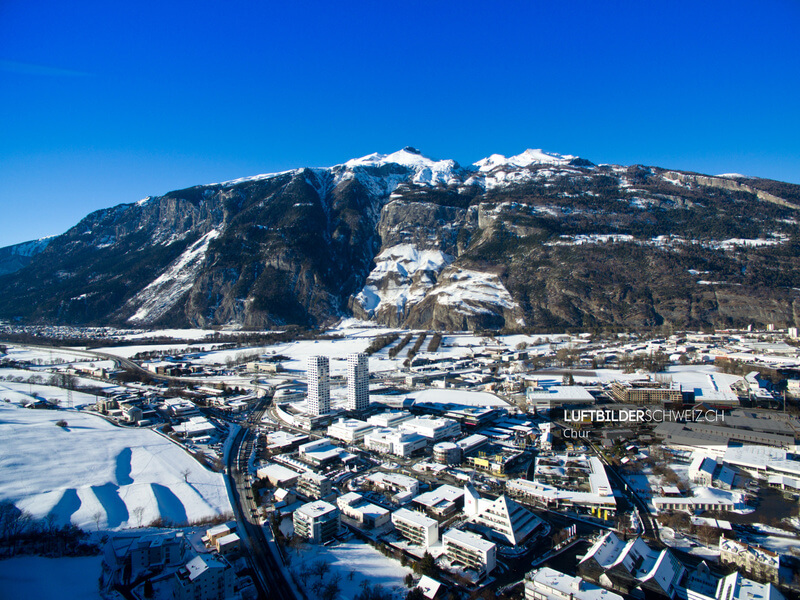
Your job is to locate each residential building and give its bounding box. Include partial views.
[173,554,235,600]
[579,532,685,599]
[293,500,340,544]
[610,381,684,405]
[337,492,391,529]
[719,537,781,585]
[307,356,330,416]
[525,567,626,600]
[205,522,237,546]
[102,531,186,586]
[392,508,439,548]
[443,528,496,576]
[464,485,544,545]
[347,353,369,412]
[297,472,332,500]
[412,484,464,520]
[688,572,786,600]
[215,533,240,557]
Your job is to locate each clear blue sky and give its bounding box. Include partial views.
[1,0,799,247]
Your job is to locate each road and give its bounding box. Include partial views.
[589,443,661,543]
[226,399,296,600]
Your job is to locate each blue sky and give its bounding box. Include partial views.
[1,0,799,247]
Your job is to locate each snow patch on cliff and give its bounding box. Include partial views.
[354,244,453,317]
[127,230,220,324]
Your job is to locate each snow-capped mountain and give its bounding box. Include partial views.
[1,147,799,331]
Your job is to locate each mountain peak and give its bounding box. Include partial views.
[473,148,580,172]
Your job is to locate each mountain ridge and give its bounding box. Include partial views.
[2,147,799,332]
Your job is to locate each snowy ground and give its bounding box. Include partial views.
[288,540,412,600]
[0,555,103,600]
[0,401,231,531]
[0,377,116,407]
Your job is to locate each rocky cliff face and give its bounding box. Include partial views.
[2,147,800,331]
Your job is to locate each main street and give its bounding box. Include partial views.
[226,398,296,600]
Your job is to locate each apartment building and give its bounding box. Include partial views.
[293,500,340,544]
[391,508,439,548]
[442,528,496,576]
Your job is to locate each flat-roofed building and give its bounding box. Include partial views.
[526,386,596,410]
[652,495,736,514]
[256,463,302,488]
[525,567,625,600]
[337,492,391,529]
[610,381,683,405]
[443,528,496,576]
[433,442,462,465]
[365,428,428,457]
[401,416,461,442]
[173,554,234,600]
[293,500,340,544]
[367,411,413,428]
[367,472,420,496]
[412,484,464,520]
[297,472,332,500]
[457,434,489,455]
[327,418,373,443]
[392,508,438,548]
[102,531,186,586]
[215,533,240,557]
[205,521,237,545]
[298,438,345,467]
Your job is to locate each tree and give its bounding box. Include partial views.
[404,573,414,588]
[180,468,191,483]
[406,588,426,600]
[132,506,145,528]
[414,551,437,577]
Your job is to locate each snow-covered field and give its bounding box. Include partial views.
[0,378,115,407]
[290,540,412,600]
[0,555,103,600]
[0,401,231,531]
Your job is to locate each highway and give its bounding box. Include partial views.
[226,398,296,600]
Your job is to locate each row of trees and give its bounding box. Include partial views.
[365,333,399,356]
[0,501,97,558]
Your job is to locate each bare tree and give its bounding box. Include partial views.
[181,468,191,483]
[132,506,145,528]
[93,510,103,531]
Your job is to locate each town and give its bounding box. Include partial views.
[1,321,800,600]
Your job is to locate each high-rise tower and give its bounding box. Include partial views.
[347,353,369,412]
[307,356,330,415]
